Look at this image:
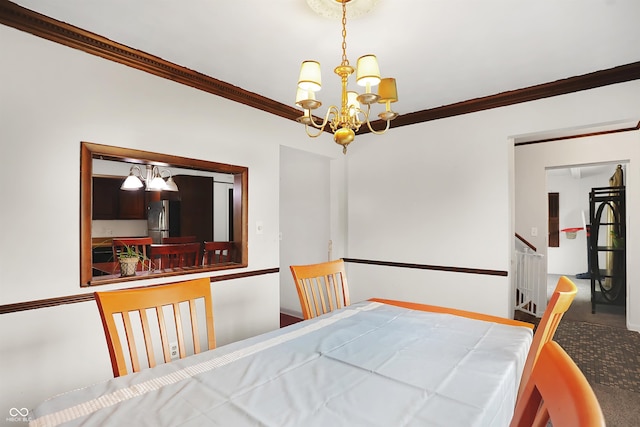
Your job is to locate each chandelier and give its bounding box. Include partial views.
[121,165,179,192]
[295,0,398,154]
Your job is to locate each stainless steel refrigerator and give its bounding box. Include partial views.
[147,200,181,243]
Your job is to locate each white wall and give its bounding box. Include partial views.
[279,146,331,317]
[345,81,640,325]
[547,165,622,275]
[278,147,348,319]
[345,110,517,317]
[0,25,340,419]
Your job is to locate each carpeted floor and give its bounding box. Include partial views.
[554,320,640,393]
[516,275,640,427]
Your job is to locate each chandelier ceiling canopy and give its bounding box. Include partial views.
[305,0,380,20]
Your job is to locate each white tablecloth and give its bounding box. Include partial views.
[30,301,532,427]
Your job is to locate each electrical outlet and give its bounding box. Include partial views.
[169,342,179,359]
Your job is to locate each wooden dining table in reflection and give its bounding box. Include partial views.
[92,260,204,278]
[92,261,150,277]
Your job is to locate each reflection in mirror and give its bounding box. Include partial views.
[81,142,248,286]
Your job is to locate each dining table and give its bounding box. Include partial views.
[29,299,533,427]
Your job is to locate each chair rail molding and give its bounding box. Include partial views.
[0,268,279,315]
[343,258,508,277]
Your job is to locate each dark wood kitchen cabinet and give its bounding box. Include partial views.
[92,177,120,220]
[118,188,146,219]
[93,176,146,220]
[173,175,213,244]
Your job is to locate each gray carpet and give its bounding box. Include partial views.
[554,319,640,393]
[553,274,626,329]
[516,275,640,427]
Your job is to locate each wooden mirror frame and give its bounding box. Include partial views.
[80,142,248,286]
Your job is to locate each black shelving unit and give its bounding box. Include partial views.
[589,186,626,314]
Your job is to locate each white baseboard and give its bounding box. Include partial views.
[280,307,303,319]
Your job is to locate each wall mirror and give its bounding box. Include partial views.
[80,142,248,286]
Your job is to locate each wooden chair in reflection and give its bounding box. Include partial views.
[202,241,235,265]
[289,259,350,320]
[111,237,153,270]
[149,243,201,270]
[162,236,197,244]
[510,341,605,427]
[94,277,216,377]
[517,275,578,399]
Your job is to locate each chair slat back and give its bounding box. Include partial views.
[203,241,235,265]
[510,341,605,427]
[290,259,350,320]
[517,275,577,399]
[162,236,197,244]
[150,243,201,269]
[94,278,215,377]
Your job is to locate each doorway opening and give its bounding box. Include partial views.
[545,162,627,327]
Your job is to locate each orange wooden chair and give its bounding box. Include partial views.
[202,241,235,265]
[94,277,215,377]
[290,259,350,320]
[149,242,201,270]
[510,341,605,427]
[517,275,578,399]
[369,298,534,329]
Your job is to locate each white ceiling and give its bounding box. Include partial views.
[547,163,622,179]
[11,0,640,118]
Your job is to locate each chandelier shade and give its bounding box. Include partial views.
[356,54,381,87]
[149,168,168,191]
[377,77,399,120]
[295,0,399,154]
[121,171,144,190]
[378,77,398,103]
[120,165,179,192]
[298,61,322,92]
[347,91,360,116]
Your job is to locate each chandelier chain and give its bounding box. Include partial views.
[341,1,349,66]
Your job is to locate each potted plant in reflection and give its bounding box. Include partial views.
[117,245,147,277]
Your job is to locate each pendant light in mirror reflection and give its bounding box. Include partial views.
[121,165,179,192]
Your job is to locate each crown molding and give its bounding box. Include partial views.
[381,62,640,133]
[2,0,639,132]
[0,0,302,122]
